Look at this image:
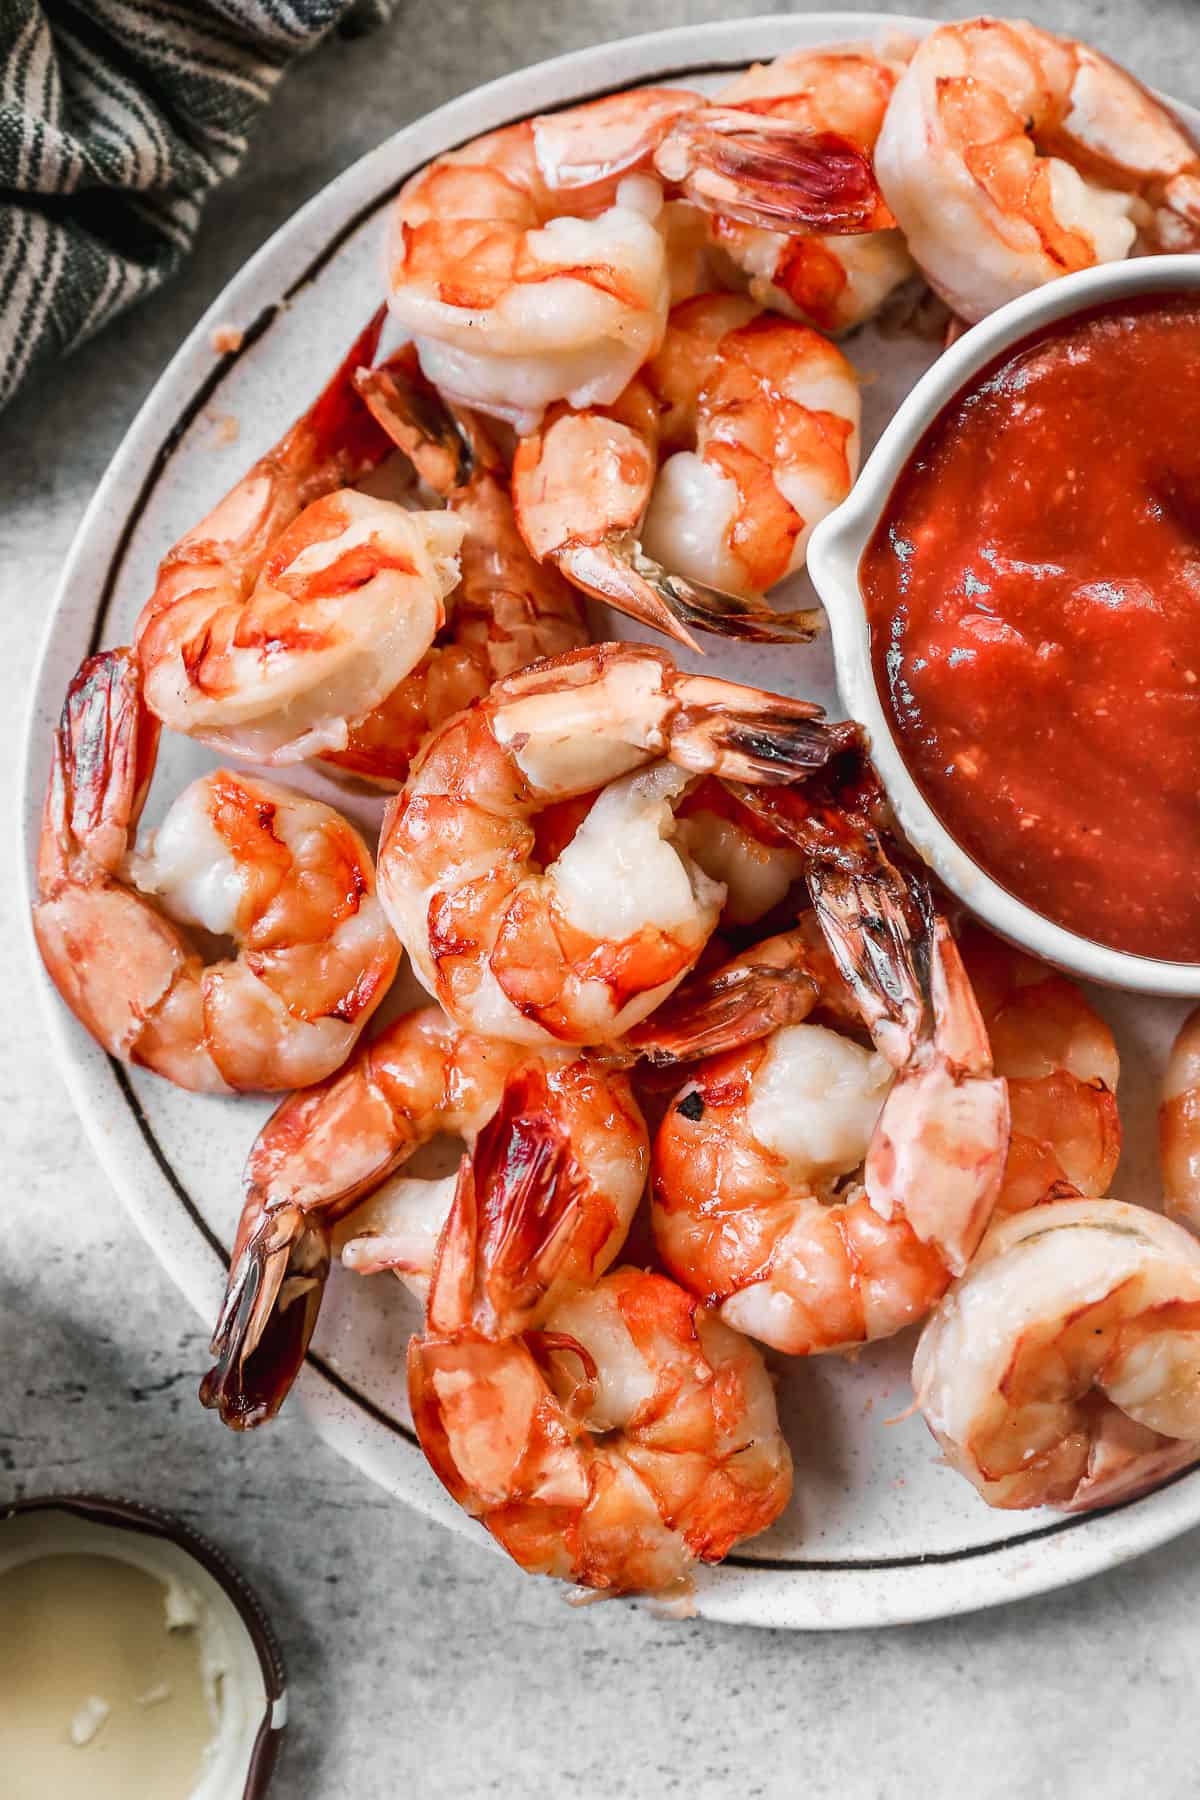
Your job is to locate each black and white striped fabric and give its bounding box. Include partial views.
[0,0,393,411]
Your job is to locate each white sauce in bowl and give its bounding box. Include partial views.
[0,1508,284,1798]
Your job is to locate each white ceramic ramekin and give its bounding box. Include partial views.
[1,1495,287,1796]
[808,253,1200,998]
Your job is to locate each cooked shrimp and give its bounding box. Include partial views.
[387,104,673,434]
[627,912,859,1067]
[377,641,855,1047]
[913,1198,1200,1511]
[717,733,890,870]
[200,1010,647,1427]
[317,359,586,785]
[511,367,822,649]
[512,294,858,635]
[707,42,916,334]
[409,1100,792,1593]
[959,924,1120,1216]
[674,777,807,928]
[875,18,1200,324]
[651,850,1008,1354]
[134,312,463,764]
[388,86,888,432]
[639,295,860,601]
[33,649,399,1094]
[1160,1008,1200,1235]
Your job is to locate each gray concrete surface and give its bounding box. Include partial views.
[4,3,1199,1795]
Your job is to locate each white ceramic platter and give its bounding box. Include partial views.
[22,13,1200,1629]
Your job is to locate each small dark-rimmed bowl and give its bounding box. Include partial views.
[1,1494,287,1796]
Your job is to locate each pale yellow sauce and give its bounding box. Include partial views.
[0,1552,214,1800]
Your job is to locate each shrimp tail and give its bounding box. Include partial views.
[656,114,893,233]
[353,347,475,495]
[427,1065,587,1341]
[295,304,397,481]
[723,744,889,868]
[33,648,197,1066]
[806,846,932,1063]
[198,1053,420,1429]
[814,847,1007,1271]
[559,534,823,653]
[668,692,860,787]
[725,746,929,1040]
[405,1335,473,1509]
[627,960,819,1064]
[38,647,159,894]
[199,1198,331,1430]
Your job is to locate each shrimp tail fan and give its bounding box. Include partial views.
[657,114,894,234]
[808,840,935,1065]
[406,1334,474,1508]
[728,750,936,1059]
[199,1200,331,1431]
[353,346,475,493]
[39,647,159,893]
[669,689,861,786]
[560,535,824,654]
[628,960,819,1065]
[295,304,396,479]
[723,741,888,868]
[427,1065,585,1341]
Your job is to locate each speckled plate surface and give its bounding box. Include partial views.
[21,13,1200,1629]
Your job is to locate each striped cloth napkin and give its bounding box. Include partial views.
[0,0,394,412]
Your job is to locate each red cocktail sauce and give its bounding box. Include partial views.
[861,292,1200,962]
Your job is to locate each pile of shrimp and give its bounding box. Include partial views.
[31,19,1200,1598]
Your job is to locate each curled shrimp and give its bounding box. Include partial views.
[640,294,860,602]
[875,18,1200,324]
[387,103,674,433]
[707,41,916,334]
[200,1008,647,1427]
[377,641,857,1047]
[913,1198,1200,1511]
[33,649,399,1093]
[134,312,464,764]
[959,924,1120,1216]
[651,850,1008,1355]
[409,1100,792,1594]
[388,86,888,432]
[1160,1008,1200,1236]
[317,358,587,785]
[511,294,858,642]
[510,363,816,650]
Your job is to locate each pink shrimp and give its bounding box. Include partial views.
[316,355,588,785]
[914,1199,1200,1511]
[376,641,858,1048]
[509,293,858,647]
[707,41,916,334]
[201,1012,647,1427]
[1161,1007,1200,1236]
[958,923,1120,1216]
[134,312,463,765]
[409,1094,792,1593]
[876,18,1200,323]
[33,649,399,1093]
[388,85,888,433]
[651,848,1008,1355]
